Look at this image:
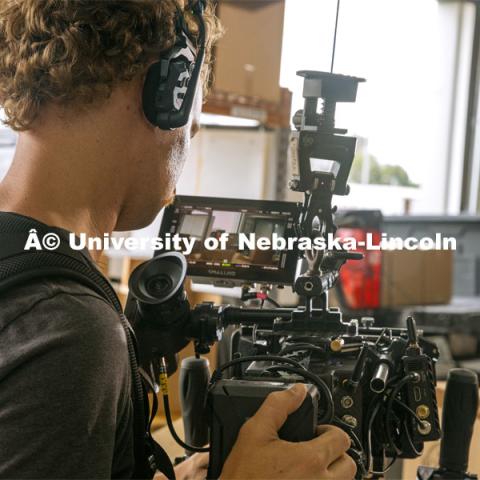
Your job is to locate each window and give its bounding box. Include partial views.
[281,0,476,214]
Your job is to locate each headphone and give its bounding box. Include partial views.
[142,0,207,130]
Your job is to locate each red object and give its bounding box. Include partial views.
[336,228,381,309]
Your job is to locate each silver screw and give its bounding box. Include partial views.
[341,396,354,409]
[342,415,357,428]
[417,421,432,436]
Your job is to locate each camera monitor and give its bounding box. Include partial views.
[159,195,300,286]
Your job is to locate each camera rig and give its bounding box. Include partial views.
[125,71,442,479]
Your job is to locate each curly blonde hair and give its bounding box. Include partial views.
[0,0,222,130]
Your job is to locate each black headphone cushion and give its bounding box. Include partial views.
[142,62,163,126]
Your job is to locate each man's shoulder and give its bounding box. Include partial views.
[0,277,127,366]
[0,279,134,479]
[0,276,116,322]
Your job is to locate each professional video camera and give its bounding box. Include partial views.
[125,71,445,479]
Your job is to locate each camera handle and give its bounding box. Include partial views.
[179,356,211,456]
[417,369,479,480]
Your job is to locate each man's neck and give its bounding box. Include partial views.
[0,118,129,261]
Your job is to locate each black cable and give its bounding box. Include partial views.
[279,343,326,356]
[366,401,381,473]
[402,419,423,457]
[394,398,424,427]
[363,375,414,469]
[364,383,403,476]
[162,394,209,453]
[266,296,280,308]
[370,455,397,476]
[155,359,209,454]
[364,398,398,476]
[332,417,363,453]
[385,407,402,456]
[240,292,279,309]
[264,365,334,424]
[331,417,367,478]
[214,354,307,379]
[385,373,416,456]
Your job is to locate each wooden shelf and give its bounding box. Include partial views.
[203,87,292,129]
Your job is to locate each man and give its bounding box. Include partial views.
[0,1,356,479]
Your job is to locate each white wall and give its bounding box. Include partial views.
[176,128,277,199]
[0,125,16,181]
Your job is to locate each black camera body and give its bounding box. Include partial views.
[127,261,441,478]
[205,317,441,478]
[126,70,443,478]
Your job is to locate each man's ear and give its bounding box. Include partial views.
[190,85,203,138]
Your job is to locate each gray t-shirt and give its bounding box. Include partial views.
[0,275,134,478]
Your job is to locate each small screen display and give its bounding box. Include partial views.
[159,196,299,285]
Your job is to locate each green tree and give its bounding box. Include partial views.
[350,154,418,187]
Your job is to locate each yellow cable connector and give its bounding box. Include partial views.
[159,372,169,395]
[158,357,170,395]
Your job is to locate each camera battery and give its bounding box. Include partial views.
[207,380,319,478]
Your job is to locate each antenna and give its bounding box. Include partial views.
[330,0,341,73]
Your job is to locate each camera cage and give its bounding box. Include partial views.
[126,71,442,479]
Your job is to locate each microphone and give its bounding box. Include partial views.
[439,368,479,475]
[179,356,211,455]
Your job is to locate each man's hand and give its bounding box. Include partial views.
[220,384,357,479]
[175,452,209,480]
[154,453,208,480]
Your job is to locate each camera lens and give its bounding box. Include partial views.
[146,275,173,297]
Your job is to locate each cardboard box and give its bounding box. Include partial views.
[381,250,453,308]
[214,1,285,102]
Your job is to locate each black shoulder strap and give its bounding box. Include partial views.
[0,213,175,480]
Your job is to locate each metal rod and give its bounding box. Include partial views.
[331,0,341,73]
[370,362,390,393]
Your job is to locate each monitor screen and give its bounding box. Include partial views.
[159,195,300,286]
